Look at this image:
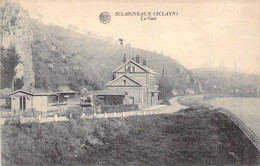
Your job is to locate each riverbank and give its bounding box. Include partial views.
[2,107,259,166]
[200,97,260,139]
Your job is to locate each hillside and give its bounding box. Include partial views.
[2,108,259,165]
[30,20,198,93]
[2,0,258,96]
[192,67,259,96]
[0,0,198,95]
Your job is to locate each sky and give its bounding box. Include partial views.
[19,0,260,75]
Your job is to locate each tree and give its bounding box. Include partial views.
[1,46,20,89]
[158,76,173,101]
[37,13,43,21]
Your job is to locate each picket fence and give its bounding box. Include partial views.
[2,109,161,124]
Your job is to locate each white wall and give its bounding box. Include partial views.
[33,96,48,112]
[110,76,141,86]
[11,97,20,109]
[116,61,146,73]
[10,93,33,110]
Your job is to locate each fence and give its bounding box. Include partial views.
[71,109,160,120]
[1,109,161,124]
[177,96,215,109]
[177,96,260,152]
[218,107,260,152]
[1,109,45,118]
[1,107,161,124]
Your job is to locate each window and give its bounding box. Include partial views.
[131,66,135,72]
[130,97,134,104]
[123,80,126,85]
[20,96,26,109]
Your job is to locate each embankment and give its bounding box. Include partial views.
[1,107,260,166]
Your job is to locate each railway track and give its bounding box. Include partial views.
[177,96,260,152]
[218,107,260,152]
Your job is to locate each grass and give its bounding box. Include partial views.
[1,107,260,166]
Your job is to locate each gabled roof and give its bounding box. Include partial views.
[94,90,128,96]
[8,90,69,96]
[57,91,77,95]
[9,89,77,96]
[112,60,156,75]
[106,74,144,86]
[142,65,156,74]
[9,90,34,96]
[34,93,57,96]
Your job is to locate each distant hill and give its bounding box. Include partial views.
[1,0,199,95]
[192,67,259,96]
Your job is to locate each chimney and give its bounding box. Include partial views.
[143,58,146,66]
[122,54,126,63]
[135,55,140,64]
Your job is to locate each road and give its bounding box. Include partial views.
[144,97,188,114]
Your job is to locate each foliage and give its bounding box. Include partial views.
[28,19,199,92]
[158,75,173,102]
[0,47,19,89]
[1,0,200,92]
[193,68,259,95]
[1,109,259,165]
[1,118,131,165]
[98,104,138,114]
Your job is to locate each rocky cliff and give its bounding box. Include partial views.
[0,0,35,91]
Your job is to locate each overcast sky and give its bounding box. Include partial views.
[20,0,260,75]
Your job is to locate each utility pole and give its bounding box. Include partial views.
[119,39,124,63]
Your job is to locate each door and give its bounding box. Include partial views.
[20,96,26,109]
[151,93,154,106]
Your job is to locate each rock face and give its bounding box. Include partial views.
[0,0,35,90]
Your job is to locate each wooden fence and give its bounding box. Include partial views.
[1,109,161,124]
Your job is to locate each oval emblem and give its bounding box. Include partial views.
[99,12,111,24]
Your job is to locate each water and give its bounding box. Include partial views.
[201,97,260,138]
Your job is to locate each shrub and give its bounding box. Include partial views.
[98,104,138,114]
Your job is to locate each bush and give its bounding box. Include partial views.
[1,118,131,165]
[98,104,138,114]
[1,110,260,165]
